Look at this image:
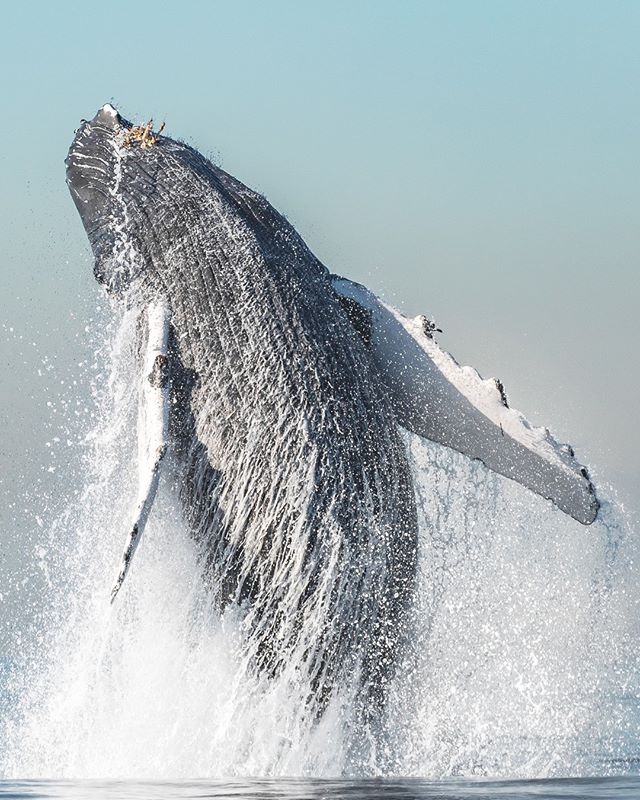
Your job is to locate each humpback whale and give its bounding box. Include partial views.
[65,104,599,720]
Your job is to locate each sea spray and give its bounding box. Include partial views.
[388,435,639,777]
[1,307,638,779]
[1,306,350,778]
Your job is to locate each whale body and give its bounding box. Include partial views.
[65,104,599,720]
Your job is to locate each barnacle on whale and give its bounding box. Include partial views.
[122,119,165,149]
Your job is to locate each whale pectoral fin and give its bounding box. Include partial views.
[110,300,171,603]
[332,276,599,525]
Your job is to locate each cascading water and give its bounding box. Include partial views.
[389,438,638,777]
[0,303,638,780]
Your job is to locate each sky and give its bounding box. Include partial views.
[0,0,639,561]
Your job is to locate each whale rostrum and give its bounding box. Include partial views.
[65,104,599,715]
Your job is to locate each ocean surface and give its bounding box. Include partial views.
[1,777,640,799]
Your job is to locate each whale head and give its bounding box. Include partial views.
[66,103,276,302]
[67,102,322,311]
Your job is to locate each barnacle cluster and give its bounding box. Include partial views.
[122,119,165,149]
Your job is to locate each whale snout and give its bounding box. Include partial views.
[94,103,122,128]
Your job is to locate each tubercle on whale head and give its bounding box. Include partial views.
[65,104,165,298]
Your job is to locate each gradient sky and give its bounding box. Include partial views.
[1,0,639,559]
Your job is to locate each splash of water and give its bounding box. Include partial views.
[0,307,638,779]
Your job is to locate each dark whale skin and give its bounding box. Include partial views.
[66,106,418,718]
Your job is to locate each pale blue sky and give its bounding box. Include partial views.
[1,0,639,529]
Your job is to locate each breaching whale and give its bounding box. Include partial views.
[65,104,599,719]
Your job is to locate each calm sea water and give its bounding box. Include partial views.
[1,777,640,799]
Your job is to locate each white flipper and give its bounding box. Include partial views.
[110,300,171,603]
[333,277,599,525]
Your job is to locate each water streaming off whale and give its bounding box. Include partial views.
[0,304,637,779]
